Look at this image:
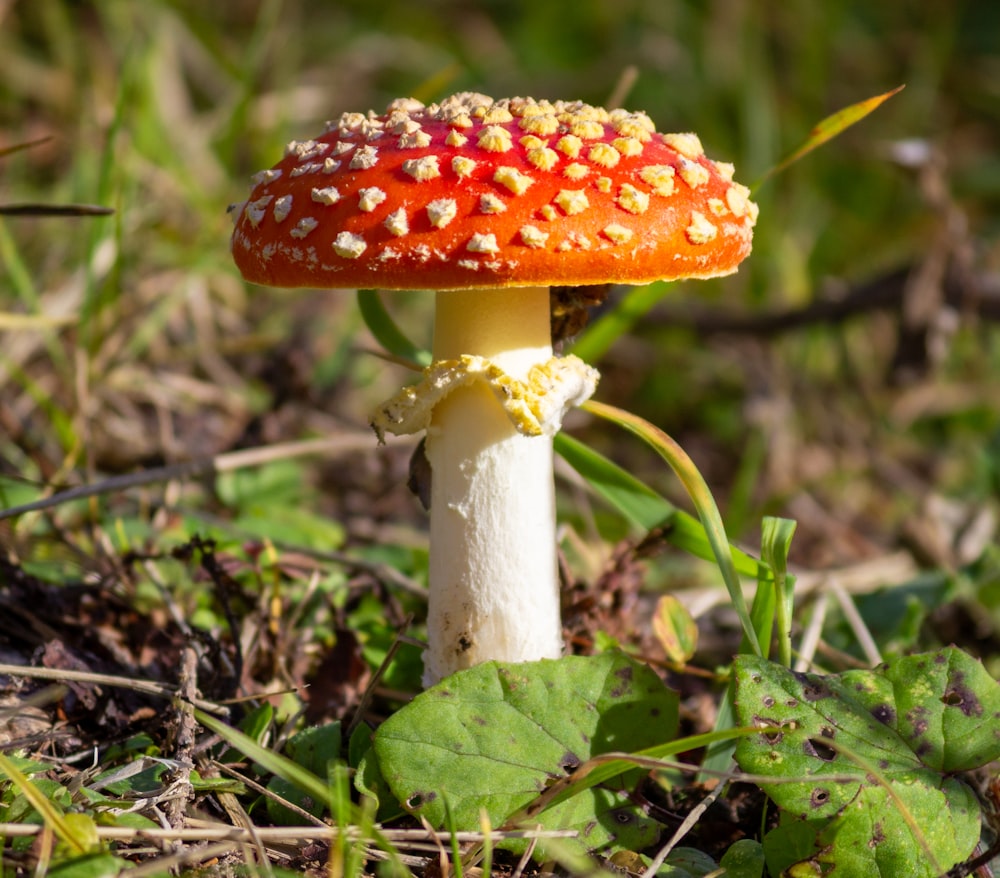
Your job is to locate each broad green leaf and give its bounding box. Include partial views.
[267,775,326,824]
[285,721,342,776]
[55,813,100,855]
[759,815,824,877]
[732,649,997,876]
[373,652,679,855]
[45,852,128,878]
[662,847,718,876]
[841,648,1000,773]
[354,745,406,821]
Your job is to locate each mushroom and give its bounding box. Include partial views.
[231,92,757,685]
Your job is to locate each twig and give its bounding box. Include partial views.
[210,760,328,828]
[0,434,375,522]
[163,645,199,827]
[0,823,579,843]
[0,663,229,716]
[645,263,1000,337]
[0,203,113,217]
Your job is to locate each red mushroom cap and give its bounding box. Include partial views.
[231,93,757,291]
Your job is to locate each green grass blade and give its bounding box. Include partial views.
[502,726,758,826]
[554,432,676,531]
[356,288,431,367]
[195,709,331,806]
[554,433,768,580]
[760,516,798,667]
[581,400,762,656]
[569,282,671,364]
[0,753,88,855]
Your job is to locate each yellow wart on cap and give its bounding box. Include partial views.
[685,211,718,244]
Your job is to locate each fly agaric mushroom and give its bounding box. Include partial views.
[231,92,757,685]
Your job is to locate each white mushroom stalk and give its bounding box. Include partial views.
[372,286,598,684]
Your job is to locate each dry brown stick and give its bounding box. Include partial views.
[163,645,200,828]
[0,823,579,843]
[0,434,374,522]
[0,663,229,716]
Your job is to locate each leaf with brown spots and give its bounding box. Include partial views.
[733,649,999,877]
[372,651,678,857]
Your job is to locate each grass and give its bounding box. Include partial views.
[1,1,999,875]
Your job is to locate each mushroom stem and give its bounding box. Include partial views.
[423,286,562,684]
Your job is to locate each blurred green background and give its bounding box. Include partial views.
[1,0,998,573]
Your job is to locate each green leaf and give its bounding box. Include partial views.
[718,838,766,877]
[663,847,718,876]
[759,815,823,877]
[652,595,698,666]
[56,813,101,855]
[373,652,679,855]
[843,648,1000,773]
[354,744,406,822]
[45,852,127,878]
[732,648,997,876]
[234,502,346,549]
[267,775,326,824]
[267,722,342,824]
[285,721,342,776]
[0,753,87,855]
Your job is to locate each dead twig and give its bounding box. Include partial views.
[0,434,375,522]
[0,663,229,717]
